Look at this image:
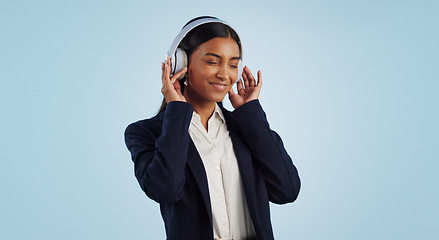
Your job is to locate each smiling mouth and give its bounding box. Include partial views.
[210,82,229,91]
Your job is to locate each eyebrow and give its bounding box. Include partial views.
[205,53,240,60]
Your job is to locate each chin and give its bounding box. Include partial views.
[210,93,227,103]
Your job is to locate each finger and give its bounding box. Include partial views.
[257,70,262,87]
[170,67,187,84]
[165,57,171,81]
[162,58,171,86]
[161,62,167,85]
[236,78,245,94]
[242,66,249,88]
[245,66,256,87]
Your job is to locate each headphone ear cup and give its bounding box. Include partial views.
[237,59,243,81]
[172,48,188,79]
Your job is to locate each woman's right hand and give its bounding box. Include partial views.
[161,57,187,103]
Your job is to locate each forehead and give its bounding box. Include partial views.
[194,37,240,57]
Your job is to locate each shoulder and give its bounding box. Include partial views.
[124,112,164,142]
[233,99,264,116]
[221,100,264,124]
[124,101,194,142]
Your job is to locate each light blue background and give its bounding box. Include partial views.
[1,0,438,239]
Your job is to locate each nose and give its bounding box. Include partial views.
[216,66,229,81]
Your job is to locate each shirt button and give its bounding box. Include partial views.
[215,166,220,171]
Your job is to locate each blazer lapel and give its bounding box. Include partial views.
[221,109,257,214]
[186,139,213,226]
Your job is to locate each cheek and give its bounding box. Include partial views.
[230,70,239,83]
[187,68,202,82]
[230,77,237,85]
[188,64,208,80]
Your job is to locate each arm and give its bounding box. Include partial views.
[233,100,300,204]
[124,102,194,203]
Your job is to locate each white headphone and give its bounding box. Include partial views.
[165,17,243,80]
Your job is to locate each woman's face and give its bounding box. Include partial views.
[184,36,240,104]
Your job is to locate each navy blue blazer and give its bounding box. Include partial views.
[124,100,300,240]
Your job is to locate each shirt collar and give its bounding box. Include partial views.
[213,103,225,123]
[191,103,225,123]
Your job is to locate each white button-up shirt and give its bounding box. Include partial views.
[188,103,255,240]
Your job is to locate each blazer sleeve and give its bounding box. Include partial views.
[233,99,301,204]
[124,102,194,203]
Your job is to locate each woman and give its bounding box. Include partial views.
[124,16,300,240]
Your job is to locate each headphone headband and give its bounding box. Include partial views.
[166,18,230,60]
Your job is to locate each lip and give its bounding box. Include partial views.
[209,82,229,91]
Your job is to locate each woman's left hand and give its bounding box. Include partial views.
[228,66,262,109]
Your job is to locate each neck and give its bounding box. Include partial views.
[193,101,216,120]
[184,91,216,132]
